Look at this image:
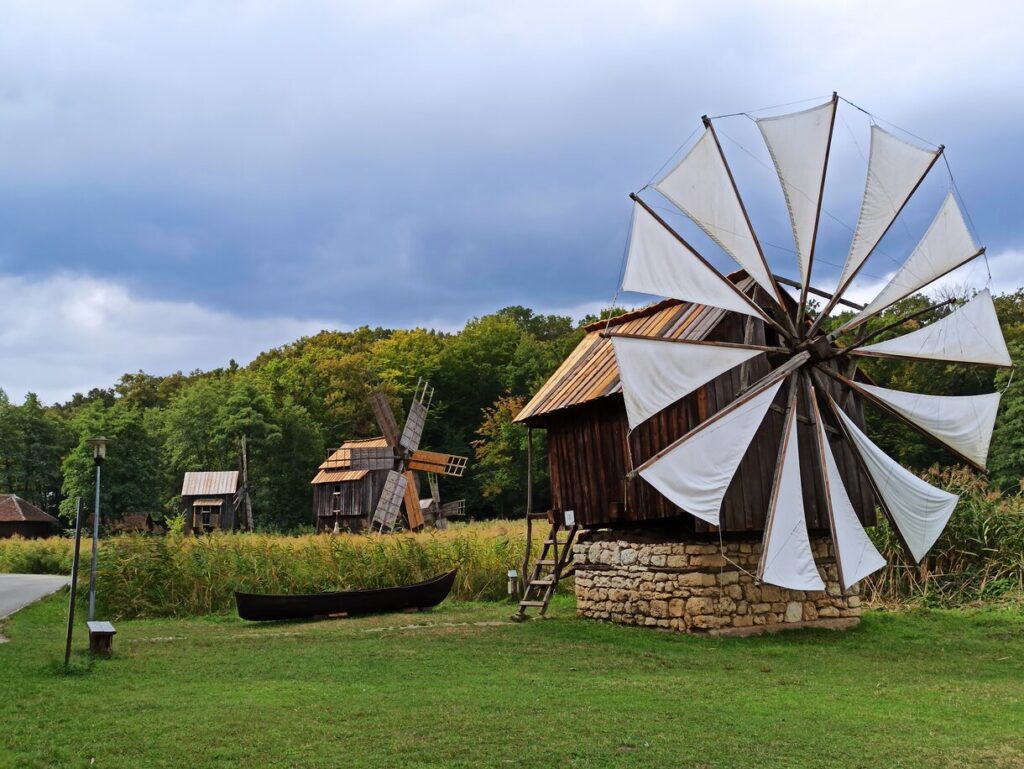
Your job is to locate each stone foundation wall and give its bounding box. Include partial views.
[573,531,861,634]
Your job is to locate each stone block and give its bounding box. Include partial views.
[686,597,714,615]
[784,602,803,623]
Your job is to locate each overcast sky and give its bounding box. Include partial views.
[2,1,1022,403]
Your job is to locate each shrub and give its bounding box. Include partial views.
[0,536,74,574]
[866,467,1024,607]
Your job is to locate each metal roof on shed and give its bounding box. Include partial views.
[319,437,390,470]
[0,494,60,525]
[181,471,239,496]
[514,293,737,424]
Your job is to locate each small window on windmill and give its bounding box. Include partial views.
[332,484,342,513]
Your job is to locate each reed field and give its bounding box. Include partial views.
[0,520,550,618]
[3,468,1023,618]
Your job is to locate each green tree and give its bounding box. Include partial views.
[60,402,161,521]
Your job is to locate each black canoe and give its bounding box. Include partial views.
[235,569,458,622]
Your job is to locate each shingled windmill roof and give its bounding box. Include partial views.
[0,495,60,526]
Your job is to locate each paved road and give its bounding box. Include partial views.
[0,574,71,619]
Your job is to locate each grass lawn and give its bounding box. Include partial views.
[2,595,1023,769]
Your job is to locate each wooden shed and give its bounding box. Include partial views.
[311,438,393,533]
[0,494,61,539]
[514,292,876,535]
[181,471,241,535]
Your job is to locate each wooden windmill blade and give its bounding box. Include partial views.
[408,450,468,477]
[609,94,1000,596]
[402,471,424,530]
[369,391,402,447]
[427,472,441,509]
[372,471,408,532]
[399,378,434,453]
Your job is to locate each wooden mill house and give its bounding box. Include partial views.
[311,437,392,533]
[513,288,875,633]
[181,471,242,535]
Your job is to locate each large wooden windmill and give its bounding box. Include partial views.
[514,93,1009,627]
[312,380,468,533]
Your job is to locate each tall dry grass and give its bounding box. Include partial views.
[865,467,1024,607]
[2,520,544,618]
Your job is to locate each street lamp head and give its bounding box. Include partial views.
[87,436,108,465]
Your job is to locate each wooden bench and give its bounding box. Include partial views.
[86,621,116,656]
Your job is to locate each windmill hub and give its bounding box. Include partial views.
[799,335,838,364]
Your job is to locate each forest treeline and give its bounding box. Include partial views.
[2,292,1023,532]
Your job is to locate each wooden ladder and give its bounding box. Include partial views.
[513,512,579,621]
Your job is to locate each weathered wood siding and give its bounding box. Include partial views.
[313,471,390,533]
[181,493,238,534]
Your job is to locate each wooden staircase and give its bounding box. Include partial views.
[512,511,579,621]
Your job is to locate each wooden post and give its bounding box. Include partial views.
[64,497,83,667]
[241,435,254,532]
[521,427,534,596]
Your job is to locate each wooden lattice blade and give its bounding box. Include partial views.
[372,471,408,531]
[408,450,468,477]
[400,399,428,453]
[369,391,401,447]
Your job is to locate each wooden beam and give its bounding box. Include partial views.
[835,297,956,354]
[807,144,945,339]
[817,366,987,472]
[757,376,800,582]
[831,247,986,337]
[811,375,918,563]
[772,274,865,311]
[632,351,809,475]
[629,193,795,342]
[599,331,788,355]
[702,115,794,323]
[798,92,839,335]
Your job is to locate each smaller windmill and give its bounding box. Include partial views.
[343,379,468,532]
[422,472,467,529]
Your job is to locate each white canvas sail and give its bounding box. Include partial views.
[758,405,825,591]
[655,129,778,301]
[816,418,886,591]
[858,384,1001,469]
[837,126,940,292]
[757,99,835,286]
[854,289,1011,368]
[621,202,761,317]
[838,193,980,333]
[639,380,784,526]
[833,404,959,563]
[612,337,762,430]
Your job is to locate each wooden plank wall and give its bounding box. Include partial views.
[313,472,390,533]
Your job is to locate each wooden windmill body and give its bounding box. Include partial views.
[512,94,1008,625]
[312,380,468,533]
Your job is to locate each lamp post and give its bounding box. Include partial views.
[86,436,108,622]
